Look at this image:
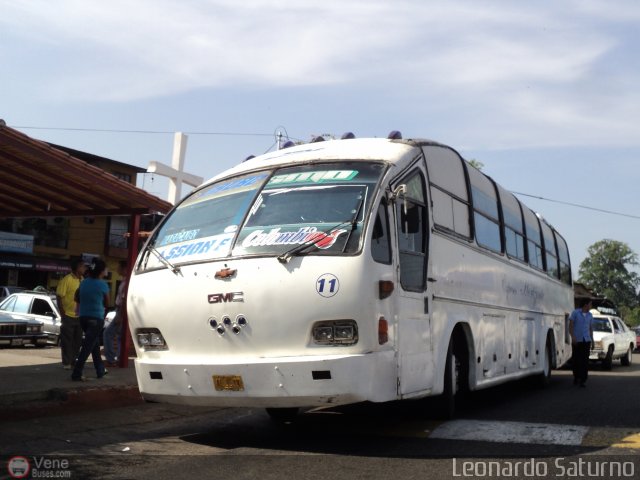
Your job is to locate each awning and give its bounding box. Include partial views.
[0,121,172,218]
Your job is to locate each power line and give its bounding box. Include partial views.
[513,191,640,220]
[12,125,275,137]
[12,124,638,221]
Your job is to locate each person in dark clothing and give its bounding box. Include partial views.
[71,259,110,382]
[568,299,594,387]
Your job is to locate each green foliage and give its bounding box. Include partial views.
[467,159,484,170]
[619,306,640,327]
[578,239,640,311]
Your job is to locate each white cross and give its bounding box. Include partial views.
[147,132,204,205]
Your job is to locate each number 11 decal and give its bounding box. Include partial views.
[316,273,340,298]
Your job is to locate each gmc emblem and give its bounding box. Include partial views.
[208,292,244,304]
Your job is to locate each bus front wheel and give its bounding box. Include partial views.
[265,407,299,424]
[437,337,463,420]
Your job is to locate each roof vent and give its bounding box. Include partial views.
[387,130,402,140]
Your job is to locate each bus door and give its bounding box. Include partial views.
[391,167,434,396]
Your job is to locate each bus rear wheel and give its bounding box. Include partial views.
[536,335,553,387]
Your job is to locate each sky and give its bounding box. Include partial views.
[1,0,639,278]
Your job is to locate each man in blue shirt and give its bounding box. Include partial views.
[569,299,594,387]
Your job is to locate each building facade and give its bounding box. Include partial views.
[0,144,161,304]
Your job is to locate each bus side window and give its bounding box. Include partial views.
[371,201,392,264]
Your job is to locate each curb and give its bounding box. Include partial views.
[0,385,144,422]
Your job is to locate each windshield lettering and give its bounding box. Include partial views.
[268,170,358,185]
[242,227,348,249]
[159,234,233,261]
[159,229,201,246]
[139,162,385,271]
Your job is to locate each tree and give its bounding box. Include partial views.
[578,239,640,311]
[467,159,484,170]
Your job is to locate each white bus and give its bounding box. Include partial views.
[127,132,573,419]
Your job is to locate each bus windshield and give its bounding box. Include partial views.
[140,162,385,270]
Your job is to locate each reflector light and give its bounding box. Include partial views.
[378,317,389,345]
[379,280,394,299]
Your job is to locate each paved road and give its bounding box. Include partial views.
[2,355,639,480]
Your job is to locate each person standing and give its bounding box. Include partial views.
[569,299,594,387]
[71,259,110,381]
[103,260,128,367]
[56,257,86,369]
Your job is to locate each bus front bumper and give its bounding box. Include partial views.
[134,351,397,408]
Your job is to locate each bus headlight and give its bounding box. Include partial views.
[136,328,168,350]
[312,320,358,346]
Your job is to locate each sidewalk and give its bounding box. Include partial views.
[0,346,142,421]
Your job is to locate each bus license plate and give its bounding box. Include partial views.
[213,375,244,392]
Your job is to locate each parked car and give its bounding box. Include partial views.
[0,291,62,345]
[0,286,26,302]
[0,311,48,348]
[635,327,640,352]
[589,310,635,370]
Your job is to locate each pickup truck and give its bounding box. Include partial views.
[589,310,635,370]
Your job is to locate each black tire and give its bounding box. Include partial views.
[265,407,299,423]
[602,346,614,370]
[436,337,463,420]
[621,346,632,366]
[536,336,553,387]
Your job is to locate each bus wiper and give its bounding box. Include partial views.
[341,195,364,253]
[147,244,183,276]
[277,222,349,264]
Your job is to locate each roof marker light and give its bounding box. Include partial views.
[387,130,402,140]
[341,132,355,139]
[311,135,325,143]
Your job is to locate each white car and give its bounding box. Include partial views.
[0,291,61,345]
[0,286,26,302]
[589,310,635,370]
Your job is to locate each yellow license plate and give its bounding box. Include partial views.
[213,375,244,392]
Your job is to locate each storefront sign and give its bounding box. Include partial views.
[0,232,34,254]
